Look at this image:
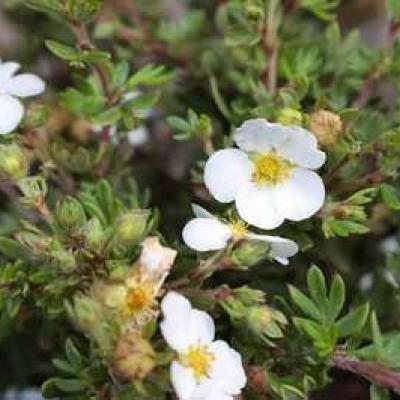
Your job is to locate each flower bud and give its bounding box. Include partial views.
[56,196,87,233]
[114,210,149,246]
[231,241,270,267]
[112,332,156,381]
[246,306,287,341]
[276,108,303,126]
[198,114,212,139]
[72,294,103,333]
[309,109,343,147]
[0,144,28,179]
[84,218,104,251]
[25,104,49,128]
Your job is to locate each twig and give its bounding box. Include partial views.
[332,353,400,394]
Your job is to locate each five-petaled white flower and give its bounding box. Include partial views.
[161,292,246,400]
[182,204,298,265]
[204,118,326,230]
[0,60,45,135]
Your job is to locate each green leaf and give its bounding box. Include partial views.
[53,378,85,392]
[307,265,328,310]
[328,274,345,321]
[0,237,25,259]
[52,358,76,375]
[126,64,174,89]
[46,40,82,61]
[380,184,400,210]
[370,385,390,400]
[335,303,369,337]
[370,311,384,354]
[288,285,322,321]
[65,339,83,368]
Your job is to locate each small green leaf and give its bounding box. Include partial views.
[288,285,322,321]
[65,339,83,368]
[336,303,369,337]
[307,265,328,311]
[380,184,400,210]
[328,274,345,321]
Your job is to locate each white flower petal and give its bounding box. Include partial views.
[0,61,20,85]
[204,148,253,203]
[127,126,149,146]
[247,233,298,265]
[0,94,24,134]
[235,182,284,230]
[234,118,289,153]
[191,204,214,219]
[182,218,232,251]
[171,361,196,400]
[161,292,192,352]
[275,168,325,221]
[4,73,45,97]
[278,126,326,169]
[188,309,215,344]
[209,340,246,395]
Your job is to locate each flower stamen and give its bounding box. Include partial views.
[229,219,248,241]
[252,152,292,185]
[181,345,215,380]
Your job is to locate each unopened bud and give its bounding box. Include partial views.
[114,210,149,246]
[112,332,156,381]
[25,104,49,128]
[309,109,343,147]
[198,114,212,139]
[276,108,303,126]
[84,218,104,251]
[72,294,102,332]
[56,196,87,233]
[246,306,287,340]
[0,144,28,179]
[231,241,270,267]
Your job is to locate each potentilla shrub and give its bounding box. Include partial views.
[1,0,400,399]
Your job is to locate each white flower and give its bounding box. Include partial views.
[161,292,246,400]
[140,236,177,276]
[127,125,149,147]
[204,118,326,230]
[0,60,45,135]
[182,204,298,265]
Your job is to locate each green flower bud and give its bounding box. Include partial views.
[246,306,287,343]
[24,104,49,128]
[71,294,103,333]
[0,144,28,179]
[114,210,149,246]
[276,108,304,126]
[56,196,87,233]
[84,218,105,251]
[198,114,212,139]
[65,0,103,22]
[231,240,270,267]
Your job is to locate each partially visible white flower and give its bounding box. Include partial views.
[0,60,45,135]
[182,204,298,265]
[380,235,399,255]
[140,236,177,276]
[127,125,149,147]
[204,118,326,230]
[161,292,246,400]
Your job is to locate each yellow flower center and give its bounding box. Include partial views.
[252,152,292,185]
[181,345,215,380]
[125,284,154,314]
[230,219,248,241]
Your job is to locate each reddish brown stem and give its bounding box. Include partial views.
[332,354,400,394]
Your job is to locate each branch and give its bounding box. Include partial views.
[332,353,400,394]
